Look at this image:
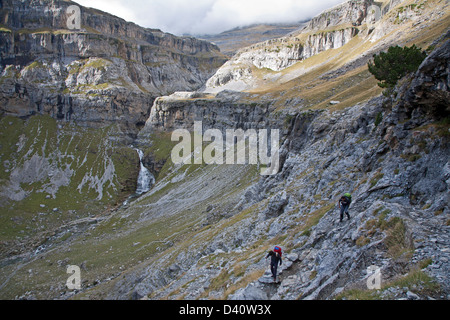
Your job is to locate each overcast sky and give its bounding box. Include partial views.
[75,0,347,36]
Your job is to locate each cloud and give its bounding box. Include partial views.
[75,0,346,35]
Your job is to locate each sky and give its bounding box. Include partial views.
[75,0,347,36]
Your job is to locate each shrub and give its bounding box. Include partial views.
[368,45,427,88]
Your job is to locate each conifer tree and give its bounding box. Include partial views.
[368,45,427,88]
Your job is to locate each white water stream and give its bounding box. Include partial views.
[135,148,155,195]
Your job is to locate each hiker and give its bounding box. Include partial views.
[339,193,352,222]
[266,250,282,282]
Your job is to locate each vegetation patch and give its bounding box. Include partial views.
[336,260,441,300]
[299,203,335,237]
[368,45,427,89]
[0,115,138,243]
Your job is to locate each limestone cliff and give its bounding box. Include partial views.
[204,0,447,93]
[0,0,227,127]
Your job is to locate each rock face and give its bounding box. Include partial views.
[143,91,274,132]
[0,0,227,128]
[406,38,450,115]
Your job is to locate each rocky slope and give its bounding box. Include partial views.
[106,35,449,301]
[0,0,449,301]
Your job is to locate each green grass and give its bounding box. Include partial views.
[300,203,335,237]
[336,265,441,300]
[335,288,381,300]
[145,131,177,163]
[82,58,111,72]
[0,115,139,244]
[383,217,414,260]
[24,61,44,70]
[370,172,385,188]
[388,268,440,294]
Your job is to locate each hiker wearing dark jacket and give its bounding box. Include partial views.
[266,250,282,282]
[339,195,351,222]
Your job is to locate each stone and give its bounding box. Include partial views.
[229,284,269,300]
[407,291,420,300]
[286,253,299,262]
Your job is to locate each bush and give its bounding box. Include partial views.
[368,45,427,88]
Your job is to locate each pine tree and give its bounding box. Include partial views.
[368,45,427,88]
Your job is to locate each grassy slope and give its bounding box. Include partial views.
[0,115,139,272]
[0,157,261,299]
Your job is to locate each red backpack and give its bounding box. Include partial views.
[274,246,282,257]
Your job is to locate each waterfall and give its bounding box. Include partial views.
[135,148,155,195]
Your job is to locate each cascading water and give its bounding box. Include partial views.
[135,148,155,195]
[123,147,155,206]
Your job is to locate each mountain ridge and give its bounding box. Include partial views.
[197,22,308,57]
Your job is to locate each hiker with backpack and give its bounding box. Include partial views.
[266,246,282,283]
[339,193,352,222]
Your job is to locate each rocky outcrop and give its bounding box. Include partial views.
[205,25,359,87]
[142,90,275,133]
[0,0,227,128]
[405,35,450,117]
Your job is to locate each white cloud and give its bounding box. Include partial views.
[76,0,138,23]
[75,0,346,35]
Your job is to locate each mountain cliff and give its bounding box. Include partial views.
[0,0,449,301]
[0,0,227,127]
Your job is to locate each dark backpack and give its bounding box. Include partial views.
[274,246,282,257]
